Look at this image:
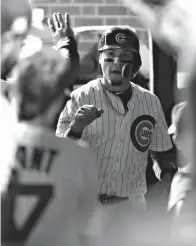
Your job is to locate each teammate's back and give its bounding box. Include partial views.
[2,122,98,246]
[1,21,99,245]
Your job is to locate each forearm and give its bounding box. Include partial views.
[64,121,84,140]
[56,116,71,137]
[65,128,82,140]
[150,147,178,180]
[56,36,79,61]
[55,36,79,86]
[63,105,103,140]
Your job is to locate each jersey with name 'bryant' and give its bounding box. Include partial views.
[2,123,98,246]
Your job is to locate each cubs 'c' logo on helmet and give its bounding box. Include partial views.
[115,33,126,43]
[131,115,155,152]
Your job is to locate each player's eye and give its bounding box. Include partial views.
[121,59,132,63]
[104,58,114,62]
[106,51,115,57]
[121,53,134,61]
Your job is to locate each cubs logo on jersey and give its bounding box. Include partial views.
[131,115,155,152]
[56,79,173,197]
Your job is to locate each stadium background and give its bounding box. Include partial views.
[32,0,149,56]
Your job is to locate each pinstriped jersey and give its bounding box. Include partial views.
[56,79,173,198]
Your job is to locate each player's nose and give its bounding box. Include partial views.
[113,57,121,65]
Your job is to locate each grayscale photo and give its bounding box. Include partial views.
[1,0,196,245]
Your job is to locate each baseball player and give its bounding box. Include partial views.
[167,102,194,214]
[2,13,100,246]
[56,26,177,216]
[166,102,196,246]
[0,0,32,194]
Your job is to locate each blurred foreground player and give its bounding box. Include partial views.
[2,14,99,246]
[121,0,196,72]
[167,103,196,245]
[167,102,192,214]
[0,0,32,193]
[1,0,32,80]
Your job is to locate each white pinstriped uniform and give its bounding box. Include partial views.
[56,79,173,198]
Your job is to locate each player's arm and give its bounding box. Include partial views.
[150,147,177,181]
[168,173,185,215]
[56,94,80,137]
[149,96,177,181]
[121,0,157,31]
[56,93,103,141]
[65,105,104,140]
[48,13,79,90]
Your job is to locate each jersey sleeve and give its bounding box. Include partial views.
[56,92,89,142]
[56,95,79,137]
[150,97,173,152]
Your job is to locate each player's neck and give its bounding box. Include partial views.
[101,77,131,93]
[19,95,67,132]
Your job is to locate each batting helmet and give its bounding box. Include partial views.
[12,47,69,121]
[98,27,142,72]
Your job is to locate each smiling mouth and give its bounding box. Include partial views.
[111,81,122,85]
[111,71,121,74]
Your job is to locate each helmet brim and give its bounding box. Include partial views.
[98,45,138,53]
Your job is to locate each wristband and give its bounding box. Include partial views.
[66,128,82,140]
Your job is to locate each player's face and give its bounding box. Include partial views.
[99,48,135,92]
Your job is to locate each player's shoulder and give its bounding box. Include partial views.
[15,123,95,177]
[131,82,156,97]
[132,82,160,104]
[71,78,101,98]
[15,122,89,153]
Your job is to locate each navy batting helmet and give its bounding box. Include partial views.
[98,27,142,72]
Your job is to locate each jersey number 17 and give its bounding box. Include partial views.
[1,169,54,244]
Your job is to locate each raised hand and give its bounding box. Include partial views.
[47,13,75,46]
